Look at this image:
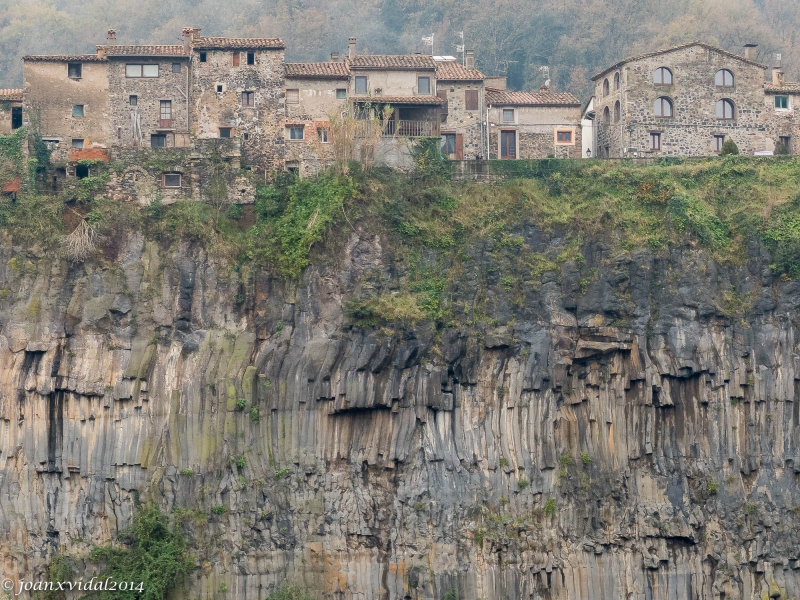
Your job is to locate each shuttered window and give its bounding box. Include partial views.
[465,90,478,110]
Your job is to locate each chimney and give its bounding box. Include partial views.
[348,37,357,60]
[744,43,758,61]
[465,50,475,70]
[773,66,785,86]
[182,27,194,54]
[107,29,117,46]
[330,52,339,62]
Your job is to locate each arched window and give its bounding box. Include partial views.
[715,69,734,87]
[614,100,621,122]
[654,97,673,117]
[716,99,735,119]
[614,72,620,90]
[603,78,610,96]
[654,67,673,85]
[603,106,610,124]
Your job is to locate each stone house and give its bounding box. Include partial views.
[436,53,485,159]
[0,89,23,135]
[486,87,582,159]
[592,42,771,157]
[763,65,800,153]
[283,60,350,176]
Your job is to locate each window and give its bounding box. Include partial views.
[11,106,21,130]
[233,52,240,66]
[172,63,181,73]
[603,106,610,124]
[162,173,181,188]
[418,76,431,94]
[199,52,207,62]
[243,132,250,141]
[500,130,516,159]
[780,135,791,148]
[716,99,735,120]
[650,132,661,150]
[654,97,673,117]
[219,127,231,138]
[159,100,171,127]
[247,52,255,65]
[502,108,514,122]
[614,100,620,122]
[465,89,479,110]
[441,133,456,154]
[288,125,304,140]
[715,69,734,87]
[129,95,137,106]
[614,72,620,90]
[286,89,299,104]
[713,135,725,152]
[603,78,609,96]
[556,130,573,143]
[71,138,84,149]
[355,76,367,94]
[72,104,84,117]
[151,134,166,148]
[75,164,89,179]
[68,63,82,79]
[336,88,347,99]
[317,127,329,143]
[242,91,254,107]
[126,64,158,78]
[775,95,789,109]
[216,84,223,93]
[654,67,673,85]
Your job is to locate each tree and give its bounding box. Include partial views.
[720,139,740,155]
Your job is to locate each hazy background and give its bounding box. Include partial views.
[1,0,797,98]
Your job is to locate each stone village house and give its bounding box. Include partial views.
[590,41,800,157]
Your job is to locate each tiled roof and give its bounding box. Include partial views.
[351,95,443,105]
[436,60,484,80]
[101,45,187,56]
[485,88,580,106]
[765,82,800,93]
[23,54,106,62]
[0,89,23,101]
[193,37,285,50]
[350,55,437,69]
[591,42,769,81]
[285,62,350,78]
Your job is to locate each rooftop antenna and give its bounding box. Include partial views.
[422,33,434,55]
[538,65,550,89]
[456,31,465,65]
[497,59,518,75]
[775,52,782,67]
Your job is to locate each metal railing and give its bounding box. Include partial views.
[382,120,439,137]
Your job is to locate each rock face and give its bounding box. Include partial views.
[0,226,799,600]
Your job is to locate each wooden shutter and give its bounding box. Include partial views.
[465,90,479,110]
[233,52,240,66]
[455,134,463,160]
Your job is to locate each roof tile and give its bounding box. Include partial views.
[193,37,285,50]
[100,45,187,56]
[351,94,443,105]
[350,55,436,69]
[23,54,106,62]
[765,82,800,93]
[436,60,484,80]
[485,88,580,106]
[592,42,769,81]
[0,89,23,101]
[285,62,350,78]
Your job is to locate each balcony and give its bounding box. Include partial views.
[158,119,173,129]
[383,120,439,137]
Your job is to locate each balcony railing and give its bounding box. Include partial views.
[382,120,439,137]
[158,119,173,129]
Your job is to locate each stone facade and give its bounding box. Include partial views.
[486,89,582,159]
[762,78,800,153]
[0,90,22,135]
[593,43,771,157]
[190,32,286,174]
[437,58,485,159]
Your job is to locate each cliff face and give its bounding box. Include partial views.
[1,222,799,600]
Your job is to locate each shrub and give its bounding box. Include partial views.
[235,398,247,410]
[580,452,591,465]
[707,480,719,495]
[720,139,739,155]
[211,505,228,515]
[86,504,193,600]
[249,406,260,423]
[544,497,557,518]
[774,140,790,155]
[179,468,194,477]
[235,455,246,469]
[517,478,529,491]
[264,584,317,600]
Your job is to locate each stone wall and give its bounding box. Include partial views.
[107,57,190,148]
[488,105,582,159]
[595,46,770,157]
[190,47,285,174]
[23,59,111,163]
[440,81,483,159]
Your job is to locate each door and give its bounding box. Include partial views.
[500,130,516,159]
[11,106,22,130]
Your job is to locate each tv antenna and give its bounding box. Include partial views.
[497,60,518,74]
[422,33,434,54]
[456,31,465,65]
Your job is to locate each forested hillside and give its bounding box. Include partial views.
[1,0,798,102]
